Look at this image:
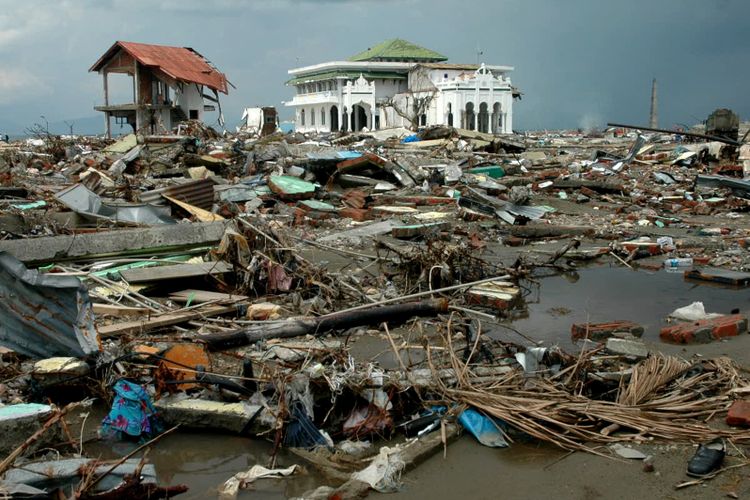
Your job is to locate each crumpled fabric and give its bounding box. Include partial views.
[352,446,405,493]
[219,464,299,499]
[100,380,161,439]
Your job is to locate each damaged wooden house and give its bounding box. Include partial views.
[90,41,230,137]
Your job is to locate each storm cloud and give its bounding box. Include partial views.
[1,0,748,133]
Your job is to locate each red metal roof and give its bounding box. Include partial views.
[90,41,228,94]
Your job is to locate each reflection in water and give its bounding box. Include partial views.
[87,433,324,499]
[499,266,749,348]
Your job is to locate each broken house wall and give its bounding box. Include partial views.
[176,83,205,122]
[130,72,205,134]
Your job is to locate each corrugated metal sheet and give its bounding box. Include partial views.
[0,252,100,358]
[90,41,228,94]
[55,184,175,226]
[140,178,216,210]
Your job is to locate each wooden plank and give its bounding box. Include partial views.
[120,261,233,283]
[97,304,239,338]
[170,289,248,304]
[163,195,224,222]
[92,303,149,317]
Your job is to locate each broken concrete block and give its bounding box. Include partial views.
[154,396,275,434]
[0,403,61,456]
[32,357,90,386]
[660,314,748,344]
[467,281,520,310]
[571,321,644,342]
[605,338,649,358]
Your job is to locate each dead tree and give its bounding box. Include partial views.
[381,90,436,131]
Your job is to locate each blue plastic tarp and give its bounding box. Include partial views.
[458,408,509,448]
[401,135,420,143]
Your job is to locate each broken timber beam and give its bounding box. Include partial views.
[200,299,449,351]
[98,303,240,338]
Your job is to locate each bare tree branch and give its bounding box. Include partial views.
[381,90,437,131]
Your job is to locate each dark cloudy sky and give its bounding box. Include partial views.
[1,0,748,133]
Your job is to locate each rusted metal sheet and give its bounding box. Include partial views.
[140,179,216,210]
[0,252,100,358]
[55,183,175,225]
[90,41,228,94]
[156,343,211,392]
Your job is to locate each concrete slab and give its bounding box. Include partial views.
[319,220,398,244]
[0,403,61,456]
[0,221,228,264]
[605,338,649,358]
[33,357,90,386]
[154,397,275,434]
[3,458,157,492]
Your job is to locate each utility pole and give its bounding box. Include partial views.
[649,78,658,129]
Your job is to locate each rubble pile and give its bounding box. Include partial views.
[0,121,749,497]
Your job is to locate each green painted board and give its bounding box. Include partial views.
[268,175,317,200]
[467,165,505,179]
[299,200,335,212]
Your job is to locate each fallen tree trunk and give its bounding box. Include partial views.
[508,224,595,238]
[200,298,449,351]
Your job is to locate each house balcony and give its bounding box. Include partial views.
[285,92,340,107]
[94,102,177,112]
